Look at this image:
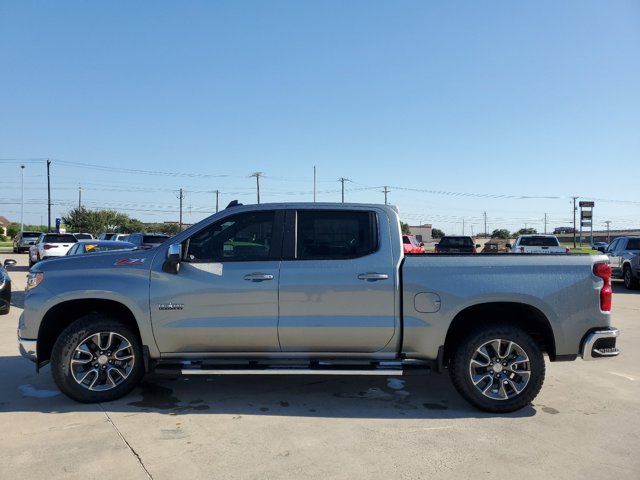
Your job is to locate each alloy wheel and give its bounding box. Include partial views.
[468,338,531,400]
[70,331,135,391]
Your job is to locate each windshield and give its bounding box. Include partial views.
[74,233,93,240]
[519,236,559,247]
[85,243,135,253]
[43,234,78,243]
[143,235,169,244]
[439,237,473,247]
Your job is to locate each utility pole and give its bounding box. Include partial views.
[178,188,184,231]
[383,186,390,205]
[20,165,25,233]
[572,196,578,248]
[605,220,611,243]
[544,213,547,234]
[46,159,51,232]
[78,185,82,209]
[313,166,316,203]
[338,177,349,203]
[483,211,487,237]
[462,218,465,235]
[250,172,263,204]
[215,190,220,213]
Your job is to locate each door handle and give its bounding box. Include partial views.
[244,272,274,282]
[357,272,389,281]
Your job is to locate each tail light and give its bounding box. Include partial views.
[565,247,570,254]
[593,262,612,312]
[434,245,439,253]
[43,244,58,250]
[472,246,477,254]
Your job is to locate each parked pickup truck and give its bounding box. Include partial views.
[18,203,620,412]
[508,234,569,254]
[599,236,640,290]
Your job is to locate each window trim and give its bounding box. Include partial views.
[182,209,284,263]
[285,209,380,261]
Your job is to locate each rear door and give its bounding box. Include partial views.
[277,208,397,353]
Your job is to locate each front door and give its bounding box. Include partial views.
[277,209,397,353]
[150,210,283,353]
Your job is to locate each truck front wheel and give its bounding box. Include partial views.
[449,325,545,413]
[51,314,144,403]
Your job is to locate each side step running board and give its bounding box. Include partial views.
[167,368,405,376]
[154,360,434,376]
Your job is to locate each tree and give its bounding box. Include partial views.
[6,223,20,238]
[491,229,511,239]
[62,208,147,236]
[431,228,445,239]
[400,221,411,235]
[517,228,537,235]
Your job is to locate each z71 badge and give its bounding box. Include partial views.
[114,258,146,266]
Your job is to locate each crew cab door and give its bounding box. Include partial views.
[277,209,398,352]
[149,209,283,353]
[606,239,621,275]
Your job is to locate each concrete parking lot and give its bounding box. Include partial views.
[1,253,638,480]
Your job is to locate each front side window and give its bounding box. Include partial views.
[626,238,640,250]
[296,210,377,260]
[187,211,275,262]
[607,239,619,252]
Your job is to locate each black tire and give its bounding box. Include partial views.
[623,265,639,290]
[51,313,144,403]
[449,324,545,413]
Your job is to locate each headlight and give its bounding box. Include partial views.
[26,272,44,291]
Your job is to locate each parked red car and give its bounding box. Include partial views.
[402,234,424,254]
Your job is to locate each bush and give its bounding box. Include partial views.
[0,234,8,242]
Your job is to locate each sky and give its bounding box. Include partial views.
[1,0,639,234]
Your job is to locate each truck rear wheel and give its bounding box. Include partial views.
[449,325,545,413]
[623,266,639,290]
[51,313,144,403]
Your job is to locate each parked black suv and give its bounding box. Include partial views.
[435,236,479,254]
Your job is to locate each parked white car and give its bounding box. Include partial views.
[29,233,79,266]
[508,234,569,254]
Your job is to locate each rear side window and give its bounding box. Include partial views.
[296,210,377,260]
[439,237,473,247]
[22,232,41,238]
[626,239,640,250]
[44,234,77,243]
[519,236,559,247]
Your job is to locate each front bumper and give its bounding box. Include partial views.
[18,333,37,363]
[581,328,620,360]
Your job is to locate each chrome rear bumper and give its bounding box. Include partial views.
[581,328,620,361]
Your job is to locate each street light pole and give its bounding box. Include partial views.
[250,172,263,204]
[20,165,25,233]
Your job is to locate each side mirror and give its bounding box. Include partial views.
[162,243,182,274]
[506,243,512,249]
[3,259,17,267]
[597,246,606,253]
[419,242,424,247]
[475,244,481,248]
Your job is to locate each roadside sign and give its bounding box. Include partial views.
[581,210,592,219]
[579,201,595,208]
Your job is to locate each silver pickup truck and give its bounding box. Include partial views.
[17,203,620,412]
